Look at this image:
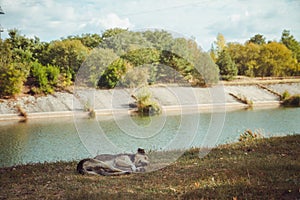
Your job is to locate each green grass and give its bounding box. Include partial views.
[1,135,299,199]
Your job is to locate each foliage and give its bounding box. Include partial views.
[281,90,291,100]
[64,33,102,49]
[98,58,130,88]
[239,129,264,142]
[30,62,60,94]
[258,42,297,77]
[1,28,300,98]
[0,39,30,97]
[281,94,300,107]
[47,39,89,79]
[119,66,150,88]
[81,48,118,87]
[214,33,226,57]
[227,42,261,77]
[0,62,29,97]
[247,34,266,45]
[227,35,298,77]
[216,50,238,80]
[135,87,161,115]
[97,30,219,88]
[281,30,300,64]
[99,30,152,55]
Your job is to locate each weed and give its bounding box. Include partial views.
[134,87,161,115]
[84,100,96,118]
[88,109,96,119]
[15,104,28,122]
[229,93,253,108]
[281,90,291,100]
[281,94,300,107]
[239,129,263,142]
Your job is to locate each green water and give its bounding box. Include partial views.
[0,107,299,167]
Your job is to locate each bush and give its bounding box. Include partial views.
[216,50,238,81]
[119,66,149,88]
[281,90,291,100]
[134,87,161,115]
[0,62,29,97]
[239,129,263,142]
[30,62,60,94]
[281,95,300,107]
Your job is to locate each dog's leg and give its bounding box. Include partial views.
[100,171,131,176]
[114,156,135,172]
[135,167,146,172]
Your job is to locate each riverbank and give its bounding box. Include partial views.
[0,79,300,121]
[0,135,299,199]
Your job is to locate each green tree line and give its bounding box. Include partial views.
[0,28,219,97]
[1,29,299,97]
[211,30,300,80]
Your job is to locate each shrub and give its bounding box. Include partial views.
[30,62,60,94]
[134,87,161,115]
[119,66,149,88]
[46,64,60,86]
[281,95,300,107]
[0,62,29,97]
[281,90,291,100]
[239,129,263,142]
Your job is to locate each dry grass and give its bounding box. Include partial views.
[0,135,299,199]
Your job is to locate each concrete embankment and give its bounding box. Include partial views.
[0,82,299,121]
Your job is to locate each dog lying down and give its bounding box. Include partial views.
[77,148,149,176]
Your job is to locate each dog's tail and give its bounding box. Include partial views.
[100,171,131,176]
[77,158,92,175]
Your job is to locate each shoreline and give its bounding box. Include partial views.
[0,101,281,121]
[1,80,299,121]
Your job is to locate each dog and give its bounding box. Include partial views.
[77,148,149,176]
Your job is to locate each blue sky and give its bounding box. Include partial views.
[0,0,299,50]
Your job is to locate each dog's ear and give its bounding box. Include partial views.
[137,148,145,154]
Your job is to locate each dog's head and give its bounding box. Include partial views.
[134,148,149,167]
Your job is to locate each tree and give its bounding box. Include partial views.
[248,34,266,45]
[80,48,118,87]
[142,30,174,50]
[99,30,152,56]
[64,33,102,49]
[47,39,89,79]
[209,44,217,63]
[101,28,128,41]
[214,33,226,56]
[257,42,297,77]
[216,50,238,80]
[227,42,261,77]
[281,30,300,75]
[0,39,30,97]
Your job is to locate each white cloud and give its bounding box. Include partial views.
[98,13,134,29]
[0,0,299,51]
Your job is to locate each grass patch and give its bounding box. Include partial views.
[0,135,299,199]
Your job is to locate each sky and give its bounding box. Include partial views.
[0,0,299,51]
